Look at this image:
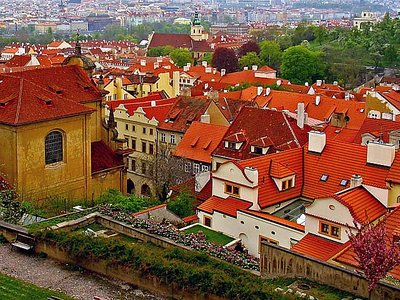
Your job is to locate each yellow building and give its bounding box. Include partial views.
[0,65,126,203]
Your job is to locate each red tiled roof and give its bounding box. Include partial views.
[91,141,123,174]
[182,214,199,223]
[158,96,213,133]
[213,107,311,161]
[352,118,400,144]
[292,233,348,261]
[148,33,193,49]
[382,90,400,111]
[219,70,287,86]
[335,206,400,280]
[197,196,252,218]
[241,210,304,231]
[174,121,228,163]
[5,55,32,67]
[170,176,212,203]
[333,186,387,224]
[270,161,296,179]
[0,71,95,126]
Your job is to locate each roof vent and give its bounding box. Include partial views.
[350,174,363,188]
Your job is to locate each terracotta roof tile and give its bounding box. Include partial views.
[197,196,252,218]
[269,161,296,179]
[174,121,228,163]
[91,141,123,174]
[241,210,304,231]
[352,118,400,144]
[292,233,348,261]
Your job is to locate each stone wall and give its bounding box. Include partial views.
[260,241,400,300]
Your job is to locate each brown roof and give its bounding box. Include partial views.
[148,33,193,49]
[91,141,123,174]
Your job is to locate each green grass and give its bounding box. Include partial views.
[185,225,234,246]
[0,273,72,300]
[26,208,97,233]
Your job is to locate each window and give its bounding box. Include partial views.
[340,179,348,186]
[150,128,154,135]
[320,174,329,182]
[204,216,212,227]
[201,165,209,172]
[282,178,294,190]
[252,146,263,154]
[125,124,129,130]
[225,141,237,150]
[193,163,200,174]
[170,134,176,144]
[160,133,166,143]
[131,159,136,172]
[149,143,154,155]
[45,131,63,164]
[124,94,128,100]
[319,221,341,239]
[141,162,146,174]
[143,127,146,134]
[131,139,136,150]
[142,142,146,153]
[184,162,191,173]
[225,183,240,197]
[132,125,136,132]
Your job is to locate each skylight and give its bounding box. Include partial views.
[340,179,348,186]
[320,174,329,182]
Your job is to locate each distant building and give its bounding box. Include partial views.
[353,11,378,29]
[210,23,249,35]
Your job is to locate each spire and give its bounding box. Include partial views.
[192,11,201,26]
[74,32,81,56]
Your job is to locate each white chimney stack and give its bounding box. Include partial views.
[252,65,258,71]
[305,82,309,87]
[308,131,326,154]
[265,87,271,96]
[350,174,363,188]
[257,86,263,96]
[367,142,395,167]
[202,61,207,67]
[316,80,322,87]
[297,102,305,129]
[221,69,226,76]
[140,59,146,66]
[315,95,321,106]
[205,67,212,73]
[244,66,248,70]
[200,113,210,123]
[276,79,282,86]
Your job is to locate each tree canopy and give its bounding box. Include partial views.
[170,48,192,67]
[239,52,262,69]
[211,47,239,73]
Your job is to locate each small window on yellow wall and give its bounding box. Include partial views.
[225,183,240,197]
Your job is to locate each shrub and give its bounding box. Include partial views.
[0,234,7,244]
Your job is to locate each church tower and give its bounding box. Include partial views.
[190,12,207,41]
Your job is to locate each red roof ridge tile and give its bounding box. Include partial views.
[131,204,167,216]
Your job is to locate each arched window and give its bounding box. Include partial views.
[45,131,63,164]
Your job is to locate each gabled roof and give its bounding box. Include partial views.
[197,196,252,218]
[332,186,387,224]
[4,55,32,67]
[292,233,349,261]
[352,118,400,144]
[148,33,193,49]
[269,161,296,179]
[0,72,95,126]
[334,206,400,280]
[212,107,311,161]
[382,90,400,110]
[219,70,287,86]
[174,121,228,163]
[91,141,123,174]
[158,96,213,133]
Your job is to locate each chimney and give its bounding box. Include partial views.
[213,68,217,74]
[157,56,163,63]
[151,100,156,107]
[204,83,209,90]
[252,65,258,71]
[200,113,210,123]
[393,84,400,91]
[244,167,258,185]
[140,59,146,66]
[350,174,363,188]
[183,65,190,72]
[257,86,263,96]
[333,81,338,86]
[315,95,321,106]
[221,69,226,76]
[367,142,395,167]
[244,66,248,70]
[153,62,159,69]
[202,61,207,67]
[308,131,326,154]
[345,92,350,100]
[316,80,322,87]
[305,82,309,86]
[205,67,212,73]
[276,79,282,86]
[186,63,191,67]
[297,102,305,129]
[265,87,271,96]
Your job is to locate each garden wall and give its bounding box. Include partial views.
[260,241,400,300]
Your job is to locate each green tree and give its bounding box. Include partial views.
[259,40,282,68]
[147,46,175,57]
[291,23,315,45]
[281,45,326,84]
[167,191,195,218]
[170,48,192,67]
[239,52,262,69]
[202,53,212,65]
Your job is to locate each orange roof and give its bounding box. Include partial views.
[242,210,304,231]
[269,161,296,179]
[335,206,400,280]
[182,214,199,223]
[352,118,400,144]
[219,70,287,86]
[292,233,348,261]
[382,90,400,110]
[197,196,252,218]
[333,186,387,224]
[47,41,64,48]
[174,121,228,163]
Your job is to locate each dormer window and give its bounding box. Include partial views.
[224,141,242,150]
